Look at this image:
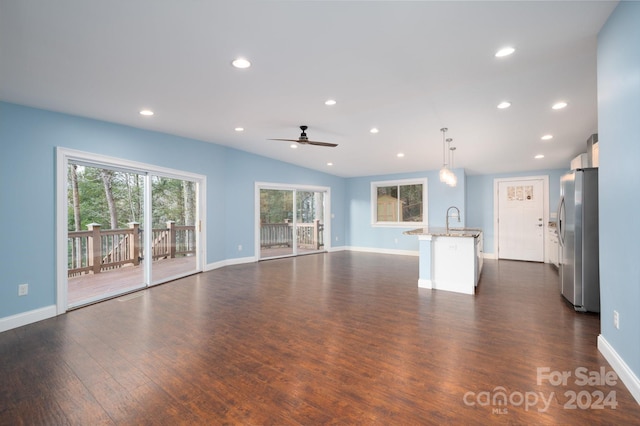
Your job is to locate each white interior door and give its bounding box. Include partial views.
[497,178,545,261]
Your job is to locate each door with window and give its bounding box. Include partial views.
[496,178,545,262]
[60,150,203,309]
[258,185,328,259]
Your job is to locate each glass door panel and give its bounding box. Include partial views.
[260,189,294,259]
[296,191,325,254]
[149,176,199,284]
[66,163,145,307]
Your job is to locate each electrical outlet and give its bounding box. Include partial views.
[18,283,28,296]
[238,244,243,251]
[335,236,339,242]
[613,310,619,329]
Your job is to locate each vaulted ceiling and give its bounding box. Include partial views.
[0,1,617,177]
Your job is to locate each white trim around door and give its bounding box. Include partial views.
[255,182,332,260]
[56,147,207,314]
[493,175,549,262]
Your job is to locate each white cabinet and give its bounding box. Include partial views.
[475,232,484,285]
[432,232,483,295]
[546,227,559,267]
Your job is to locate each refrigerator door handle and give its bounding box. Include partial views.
[557,196,565,247]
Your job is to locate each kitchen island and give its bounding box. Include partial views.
[404,227,483,295]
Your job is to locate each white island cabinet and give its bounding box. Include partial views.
[405,227,483,295]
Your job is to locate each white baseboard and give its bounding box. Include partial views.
[418,278,432,289]
[598,334,640,405]
[205,256,256,271]
[0,305,57,333]
[345,246,419,257]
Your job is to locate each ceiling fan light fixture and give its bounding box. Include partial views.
[290,144,298,149]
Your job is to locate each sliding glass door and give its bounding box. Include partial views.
[258,184,329,260]
[259,189,294,258]
[296,190,325,255]
[66,163,146,306]
[59,149,203,310]
[149,175,198,284]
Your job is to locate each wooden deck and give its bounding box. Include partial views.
[68,250,322,307]
[68,256,198,307]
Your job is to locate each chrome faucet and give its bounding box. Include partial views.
[446,206,461,234]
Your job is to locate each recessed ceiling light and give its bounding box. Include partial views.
[552,101,568,110]
[534,154,545,159]
[325,99,337,106]
[290,144,298,149]
[232,58,251,69]
[370,128,379,134]
[541,134,553,140]
[139,109,154,116]
[234,127,244,132]
[327,162,333,166]
[495,47,515,58]
[497,101,511,109]
[397,153,405,158]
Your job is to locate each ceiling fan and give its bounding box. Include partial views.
[268,125,338,147]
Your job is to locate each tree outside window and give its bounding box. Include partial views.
[372,179,427,226]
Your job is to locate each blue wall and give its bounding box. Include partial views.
[466,169,565,254]
[345,168,465,251]
[0,102,346,318]
[222,148,346,259]
[0,100,587,333]
[598,2,640,380]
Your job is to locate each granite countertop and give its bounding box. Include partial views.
[404,227,482,238]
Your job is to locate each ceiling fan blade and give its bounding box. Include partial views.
[307,140,338,147]
[268,138,300,142]
[268,126,337,147]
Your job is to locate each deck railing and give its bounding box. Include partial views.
[68,221,196,277]
[260,219,324,250]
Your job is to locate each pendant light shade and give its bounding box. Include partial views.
[439,128,450,183]
[447,145,457,187]
[437,128,460,187]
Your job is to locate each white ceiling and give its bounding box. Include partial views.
[0,1,617,177]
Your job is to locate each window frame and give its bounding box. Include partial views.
[370,178,428,227]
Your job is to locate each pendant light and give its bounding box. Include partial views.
[439,128,450,183]
[448,144,458,187]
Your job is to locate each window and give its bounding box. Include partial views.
[371,178,427,226]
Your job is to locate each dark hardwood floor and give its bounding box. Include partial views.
[1,252,639,425]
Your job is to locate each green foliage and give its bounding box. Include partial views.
[68,164,195,231]
[260,189,322,224]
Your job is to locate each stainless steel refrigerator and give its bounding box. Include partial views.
[557,168,600,312]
